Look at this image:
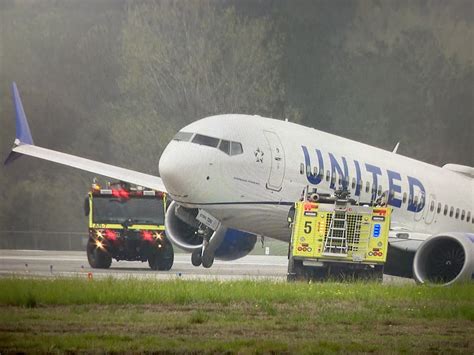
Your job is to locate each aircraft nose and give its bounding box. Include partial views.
[159,142,188,198]
[159,141,206,199]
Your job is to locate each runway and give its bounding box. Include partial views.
[0,249,412,283]
[0,250,288,281]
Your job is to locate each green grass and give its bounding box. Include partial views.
[0,278,473,353]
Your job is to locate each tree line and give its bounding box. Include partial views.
[0,0,472,232]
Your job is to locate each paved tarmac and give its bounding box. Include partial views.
[0,249,412,283]
[0,249,288,281]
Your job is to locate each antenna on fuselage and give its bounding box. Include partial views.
[392,142,400,154]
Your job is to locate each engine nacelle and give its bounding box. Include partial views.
[165,201,202,252]
[165,201,257,260]
[214,229,257,261]
[413,233,474,285]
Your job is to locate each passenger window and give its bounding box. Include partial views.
[461,210,465,221]
[331,174,336,186]
[192,134,219,148]
[230,142,243,155]
[444,205,448,216]
[351,178,356,189]
[337,176,341,187]
[343,176,349,187]
[437,203,441,214]
[173,131,194,142]
[365,181,370,193]
[377,185,382,196]
[455,208,460,219]
[414,195,419,206]
[300,163,304,175]
[313,167,318,177]
[449,207,454,217]
[218,140,230,154]
[402,192,407,204]
[325,170,330,182]
[467,211,471,222]
[429,201,434,212]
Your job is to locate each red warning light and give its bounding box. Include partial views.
[142,230,153,242]
[373,209,386,216]
[112,188,130,199]
[105,229,117,241]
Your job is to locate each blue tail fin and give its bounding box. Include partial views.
[4,82,34,165]
[12,82,34,145]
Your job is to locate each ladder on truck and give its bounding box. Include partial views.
[322,197,349,257]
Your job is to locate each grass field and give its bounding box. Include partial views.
[0,278,473,353]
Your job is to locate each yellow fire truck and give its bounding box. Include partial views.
[287,190,391,282]
[84,181,173,270]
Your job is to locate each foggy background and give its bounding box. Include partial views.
[0,0,472,249]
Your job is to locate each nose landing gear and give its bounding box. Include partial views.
[190,223,227,268]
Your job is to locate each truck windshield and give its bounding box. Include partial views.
[92,197,164,225]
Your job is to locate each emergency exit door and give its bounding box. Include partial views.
[264,131,285,191]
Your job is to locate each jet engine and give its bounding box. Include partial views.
[165,201,257,263]
[165,201,203,252]
[413,233,474,285]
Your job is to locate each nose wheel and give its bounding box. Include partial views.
[201,251,214,268]
[191,249,202,266]
[190,222,226,268]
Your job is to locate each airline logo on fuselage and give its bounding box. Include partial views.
[301,146,426,213]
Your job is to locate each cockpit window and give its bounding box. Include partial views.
[173,131,193,142]
[218,140,230,154]
[192,134,220,148]
[230,142,243,155]
[176,132,243,156]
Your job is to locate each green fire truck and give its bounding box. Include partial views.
[84,181,173,270]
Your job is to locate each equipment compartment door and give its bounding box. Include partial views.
[263,130,285,191]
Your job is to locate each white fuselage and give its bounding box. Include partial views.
[159,114,474,241]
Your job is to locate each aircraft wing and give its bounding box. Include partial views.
[4,83,167,192]
[388,230,429,253]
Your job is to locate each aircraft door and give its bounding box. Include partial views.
[423,194,437,225]
[263,131,285,191]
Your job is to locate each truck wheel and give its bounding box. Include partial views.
[354,265,384,282]
[288,259,307,282]
[149,243,174,271]
[191,249,202,267]
[157,242,174,271]
[148,254,159,270]
[87,238,112,269]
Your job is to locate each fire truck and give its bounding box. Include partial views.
[287,189,391,282]
[84,180,173,270]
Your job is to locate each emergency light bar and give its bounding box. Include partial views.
[92,187,163,198]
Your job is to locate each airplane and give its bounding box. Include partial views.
[5,82,474,285]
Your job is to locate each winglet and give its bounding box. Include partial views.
[4,82,34,165]
[11,82,34,145]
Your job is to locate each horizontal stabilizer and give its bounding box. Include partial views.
[442,164,474,178]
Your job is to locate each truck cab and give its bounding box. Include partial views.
[84,181,173,270]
